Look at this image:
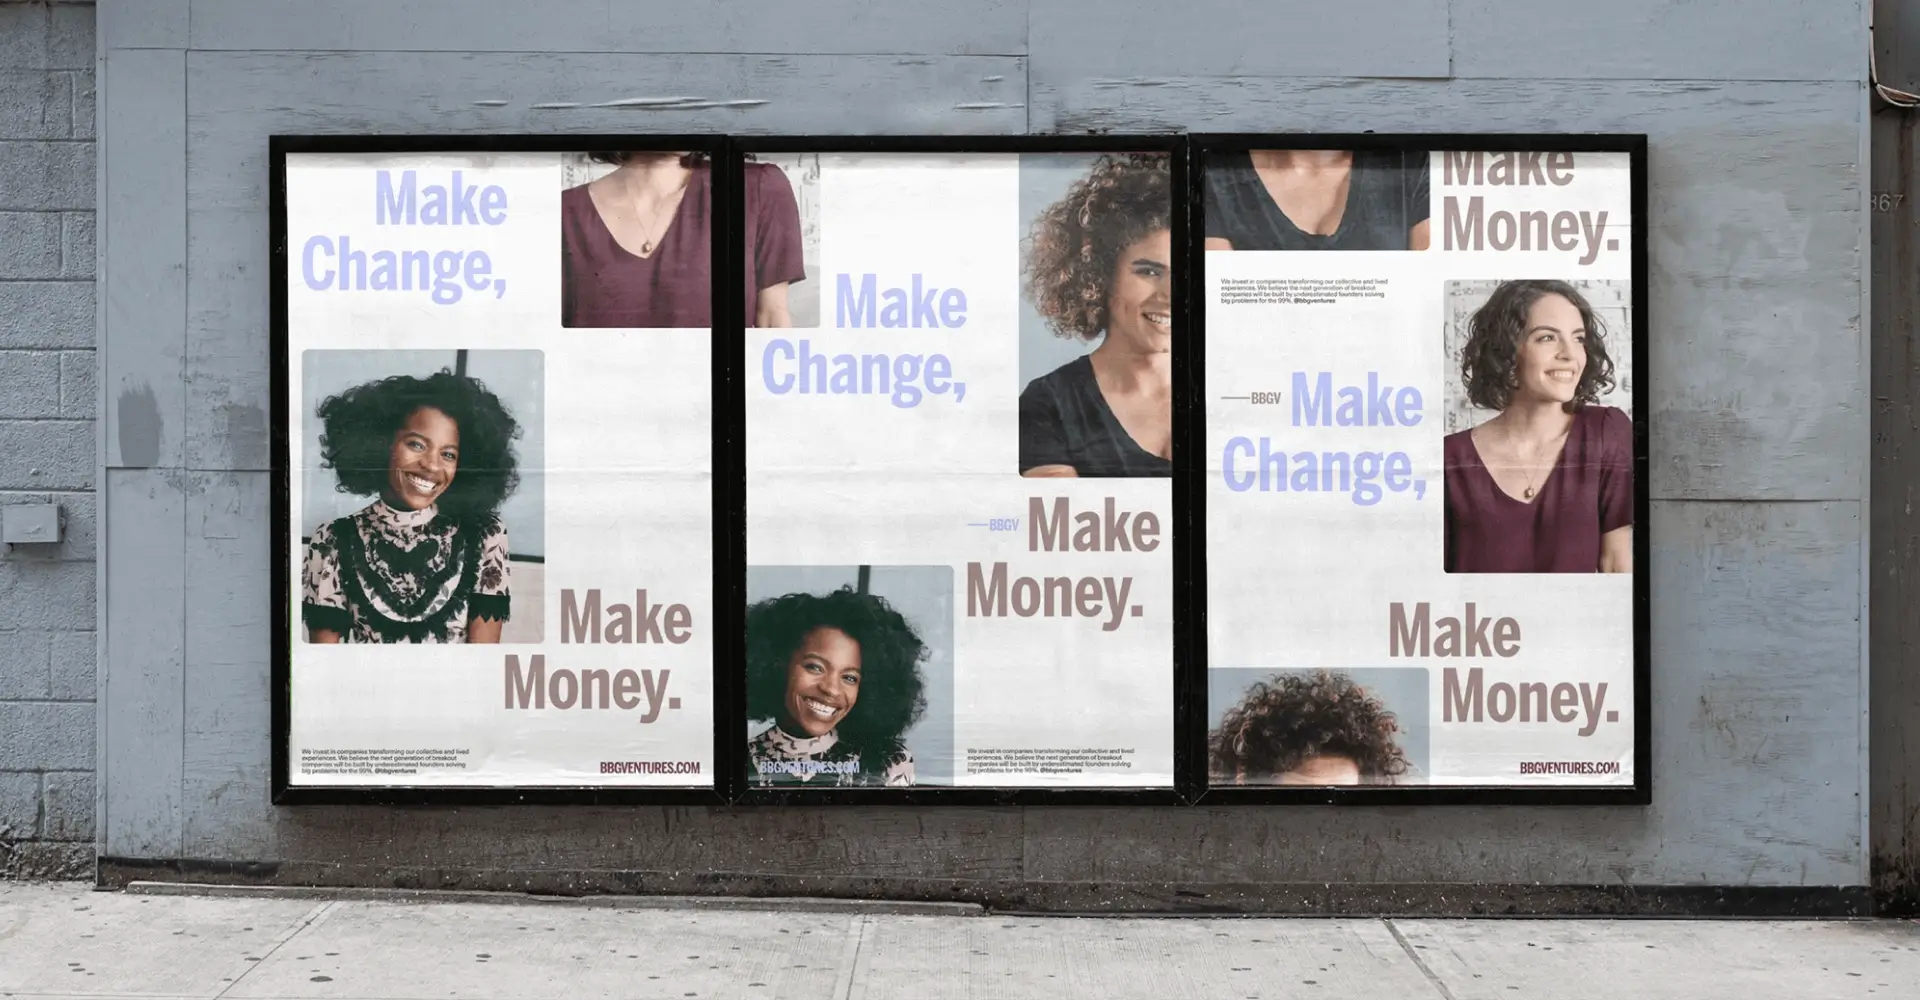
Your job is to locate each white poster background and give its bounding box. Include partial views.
[1205,150,1636,786]
[285,152,714,787]
[746,153,1175,787]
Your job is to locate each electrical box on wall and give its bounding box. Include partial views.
[2,504,62,546]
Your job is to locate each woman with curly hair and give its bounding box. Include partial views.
[1203,148,1430,251]
[302,369,522,644]
[1019,153,1173,478]
[745,586,929,787]
[560,151,805,329]
[1209,671,1410,785]
[1445,279,1633,574]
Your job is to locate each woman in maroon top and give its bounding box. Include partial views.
[560,151,806,329]
[1444,280,1633,574]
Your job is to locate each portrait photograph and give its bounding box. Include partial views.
[299,349,545,644]
[1017,151,1174,479]
[1442,278,1636,575]
[1203,148,1431,252]
[559,150,814,329]
[744,565,954,788]
[1207,667,1430,786]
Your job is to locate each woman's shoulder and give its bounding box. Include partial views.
[1578,404,1633,455]
[743,160,793,191]
[321,502,381,535]
[1442,423,1479,458]
[1578,404,1632,434]
[1021,354,1094,399]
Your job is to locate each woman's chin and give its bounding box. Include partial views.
[784,717,834,738]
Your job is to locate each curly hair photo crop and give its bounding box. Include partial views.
[1206,667,1430,786]
[1015,152,1174,480]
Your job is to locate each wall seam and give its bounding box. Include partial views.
[90,24,109,875]
[1859,0,1876,887]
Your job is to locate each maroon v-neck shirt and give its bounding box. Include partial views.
[1443,405,1634,573]
[559,162,805,329]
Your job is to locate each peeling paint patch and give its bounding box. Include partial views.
[117,384,162,468]
[590,97,769,110]
[221,400,268,471]
[592,96,707,107]
[471,100,509,108]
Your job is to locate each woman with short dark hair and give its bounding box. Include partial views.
[560,151,805,329]
[1019,153,1174,478]
[1445,279,1633,574]
[301,369,521,643]
[1209,671,1410,785]
[745,587,929,787]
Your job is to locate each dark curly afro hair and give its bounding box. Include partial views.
[1208,671,1410,784]
[1460,279,1617,412]
[746,587,928,756]
[1024,153,1171,342]
[315,369,521,523]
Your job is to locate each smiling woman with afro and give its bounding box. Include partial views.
[301,368,522,645]
[744,586,928,787]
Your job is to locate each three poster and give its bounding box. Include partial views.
[272,135,1648,804]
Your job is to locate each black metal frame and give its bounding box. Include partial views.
[270,132,1649,808]
[269,134,732,806]
[725,135,1189,805]
[1185,133,1651,806]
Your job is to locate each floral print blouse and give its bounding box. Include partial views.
[301,501,511,643]
[747,725,915,787]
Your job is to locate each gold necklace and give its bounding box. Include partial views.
[630,176,690,256]
[1508,424,1567,500]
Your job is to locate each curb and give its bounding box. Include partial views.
[119,881,985,916]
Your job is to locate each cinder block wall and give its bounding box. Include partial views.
[0,0,96,880]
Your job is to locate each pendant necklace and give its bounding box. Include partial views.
[633,176,690,256]
[1510,424,1565,500]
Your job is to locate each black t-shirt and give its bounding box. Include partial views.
[1204,149,1431,251]
[1018,355,1172,478]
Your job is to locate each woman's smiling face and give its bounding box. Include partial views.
[783,626,862,738]
[1103,228,1172,353]
[1512,292,1588,406]
[385,405,459,511]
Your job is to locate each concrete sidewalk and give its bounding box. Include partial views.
[0,882,1916,999]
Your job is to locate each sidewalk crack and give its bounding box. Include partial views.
[832,913,873,1000]
[1384,918,1458,1000]
[214,899,338,999]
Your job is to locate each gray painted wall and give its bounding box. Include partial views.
[0,0,95,879]
[68,0,1876,896]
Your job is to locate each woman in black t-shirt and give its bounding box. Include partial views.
[1204,149,1430,251]
[1018,154,1174,479]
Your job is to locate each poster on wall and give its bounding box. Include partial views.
[1200,140,1646,792]
[739,144,1180,790]
[276,142,721,790]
